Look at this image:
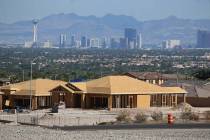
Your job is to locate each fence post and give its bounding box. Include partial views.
[52,115,54,127]
[37,113,39,125]
[63,115,65,127]
[98,116,101,124]
[77,117,80,126]
[16,111,18,125]
[59,115,61,126]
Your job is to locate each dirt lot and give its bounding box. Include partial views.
[0,123,210,140]
[0,109,118,126]
[1,107,210,140]
[1,106,210,126]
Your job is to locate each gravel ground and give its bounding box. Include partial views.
[1,107,210,127]
[0,109,118,126]
[0,123,210,140]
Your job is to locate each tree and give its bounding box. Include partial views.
[193,69,210,80]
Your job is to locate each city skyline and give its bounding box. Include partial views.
[0,0,210,48]
[0,0,210,23]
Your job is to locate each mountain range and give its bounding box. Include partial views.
[0,13,210,45]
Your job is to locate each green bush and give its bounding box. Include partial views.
[135,112,147,123]
[151,111,163,121]
[116,111,131,122]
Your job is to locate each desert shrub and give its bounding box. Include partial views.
[189,112,199,121]
[116,111,131,122]
[177,102,192,112]
[180,110,199,121]
[180,111,191,120]
[135,111,147,123]
[151,111,163,121]
[205,111,210,120]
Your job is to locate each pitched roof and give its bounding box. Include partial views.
[162,74,187,80]
[86,75,187,95]
[195,87,210,98]
[162,80,209,97]
[0,79,67,96]
[125,72,188,81]
[194,82,210,98]
[203,82,210,90]
[125,72,167,80]
[49,82,86,94]
[71,82,87,92]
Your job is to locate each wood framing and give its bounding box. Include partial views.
[0,76,187,110]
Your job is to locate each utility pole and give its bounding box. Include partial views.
[29,61,33,110]
[29,56,44,111]
[22,70,25,81]
[176,70,179,86]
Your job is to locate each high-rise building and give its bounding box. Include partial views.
[137,33,142,49]
[81,36,87,48]
[110,38,120,48]
[75,40,81,48]
[124,28,137,49]
[70,35,76,47]
[24,41,33,48]
[197,30,210,48]
[59,34,67,48]
[119,38,127,48]
[87,39,91,48]
[43,40,53,48]
[162,40,181,49]
[100,38,108,48]
[90,38,100,48]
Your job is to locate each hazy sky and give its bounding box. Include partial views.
[0,0,210,23]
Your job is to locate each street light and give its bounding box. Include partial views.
[29,56,44,111]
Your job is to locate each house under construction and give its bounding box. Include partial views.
[0,76,187,110]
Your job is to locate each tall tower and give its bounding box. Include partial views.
[70,35,76,47]
[81,36,87,48]
[59,34,67,48]
[124,28,137,49]
[137,33,142,49]
[32,19,39,43]
[197,30,210,48]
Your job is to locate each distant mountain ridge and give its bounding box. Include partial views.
[0,13,210,45]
